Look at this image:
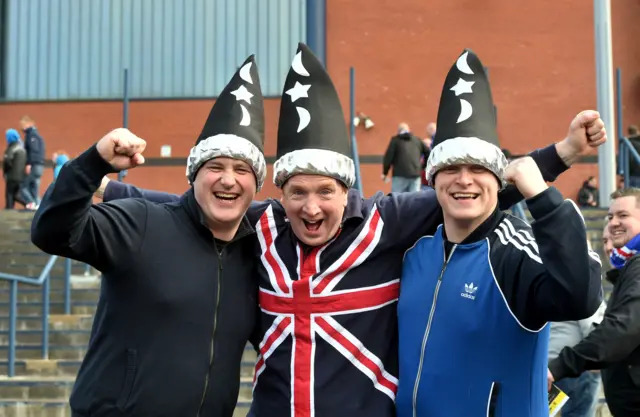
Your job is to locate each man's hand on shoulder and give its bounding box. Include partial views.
[504,156,548,199]
[96,128,147,171]
[555,110,608,166]
[94,176,111,202]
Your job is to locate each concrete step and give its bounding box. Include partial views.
[0,345,89,360]
[0,316,94,332]
[0,330,92,346]
[0,375,255,401]
[0,315,95,332]
[0,400,252,417]
[0,277,94,292]
[0,360,83,377]
[0,343,258,366]
[0,357,257,379]
[0,265,89,279]
[0,289,100,304]
[0,303,97,317]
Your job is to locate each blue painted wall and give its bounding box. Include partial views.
[5,0,306,100]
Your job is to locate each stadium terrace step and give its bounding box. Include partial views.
[0,315,95,332]
[0,343,258,368]
[0,302,97,317]
[0,288,101,304]
[0,329,92,346]
[0,360,83,377]
[0,375,254,417]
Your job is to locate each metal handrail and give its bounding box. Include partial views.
[0,255,72,377]
[618,136,640,188]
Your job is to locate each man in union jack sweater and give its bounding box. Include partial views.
[100,43,604,417]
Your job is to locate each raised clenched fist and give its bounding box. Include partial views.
[96,128,146,171]
[503,156,548,199]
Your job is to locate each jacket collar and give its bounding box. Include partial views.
[180,188,255,243]
[606,268,619,285]
[442,204,503,245]
[343,188,366,222]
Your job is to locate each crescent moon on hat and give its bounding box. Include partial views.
[295,106,311,132]
[457,99,472,123]
[292,52,310,77]
[456,52,474,75]
[239,62,253,84]
[239,104,251,126]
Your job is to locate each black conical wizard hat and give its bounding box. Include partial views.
[186,55,267,189]
[425,49,507,186]
[272,43,355,188]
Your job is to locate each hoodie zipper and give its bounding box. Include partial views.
[196,248,224,416]
[411,245,456,417]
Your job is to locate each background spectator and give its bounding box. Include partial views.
[3,129,29,209]
[19,115,46,206]
[52,150,70,180]
[626,125,640,187]
[382,122,430,193]
[577,176,599,207]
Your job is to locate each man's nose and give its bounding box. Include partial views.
[303,199,321,217]
[455,169,473,185]
[220,172,236,188]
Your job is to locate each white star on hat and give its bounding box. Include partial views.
[450,78,475,96]
[231,85,253,104]
[286,81,311,103]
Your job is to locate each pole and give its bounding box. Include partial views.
[118,68,129,182]
[305,0,327,66]
[594,0,616,206]
[349,67,363,193]
[615,67,624,177]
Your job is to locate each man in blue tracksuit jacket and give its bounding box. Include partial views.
[396,50,605,417]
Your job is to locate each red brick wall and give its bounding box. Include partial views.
[2,0,639,205]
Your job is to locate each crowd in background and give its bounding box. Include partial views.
[2,116,69,210]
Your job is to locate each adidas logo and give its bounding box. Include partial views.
[461,282,478,300]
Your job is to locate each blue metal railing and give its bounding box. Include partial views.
[618,136,640,187]
[0,256,72,377]
[614,68,640,187]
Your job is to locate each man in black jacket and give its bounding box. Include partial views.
[3,129,28,209]
[19,115,46,206]
[548,188,640,417]
[382,123,430,192]
[31,56,266,417]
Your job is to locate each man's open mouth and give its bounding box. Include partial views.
[214,192,239,201]
[451,192,479,201]
[303,219,323,231]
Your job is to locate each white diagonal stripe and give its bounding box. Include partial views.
[494,225,542,264]
[313,316,398,400]
[312,206,384,294]
[256,205,293,294]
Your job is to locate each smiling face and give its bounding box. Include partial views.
[607,194,640,249]
[602,223,614,264]
[193,157,257,238]
[434,164,499,232]
[280,174,348,247]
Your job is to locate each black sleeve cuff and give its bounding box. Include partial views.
[548,356,570,381]
[526,187,564,220]
[72,144,119,181]
[533,144,568,182]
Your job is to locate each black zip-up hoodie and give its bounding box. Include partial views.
[23,126,46,165]
[549,258,640,417]
[31,145,259,417]
[382,132,429,178]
